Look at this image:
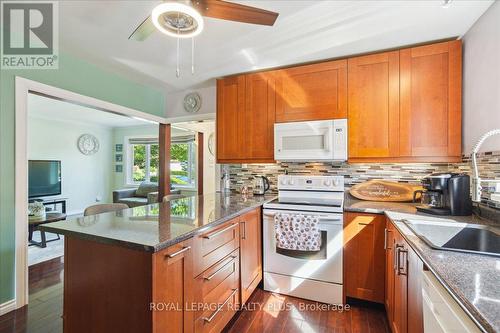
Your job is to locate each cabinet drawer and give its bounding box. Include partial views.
[194,253,239,333]
[196,249,239,299]
[193,219,240,276]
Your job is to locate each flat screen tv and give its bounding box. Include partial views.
[28,160,62,198]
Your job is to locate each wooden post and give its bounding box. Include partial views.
[197,132,204,195]
[158,124,171,202]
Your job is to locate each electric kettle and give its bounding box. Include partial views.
[253,176,270,195]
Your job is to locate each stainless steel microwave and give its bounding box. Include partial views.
[274,119,347,162]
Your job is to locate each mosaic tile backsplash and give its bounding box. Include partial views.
[227,151,500,209]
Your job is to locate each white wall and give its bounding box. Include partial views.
[28,116,113,215]
[165,82,216,120]
[462,1,500,153]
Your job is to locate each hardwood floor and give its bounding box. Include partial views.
[0,257,389,333]
[225,289,389,333]
[0,257,63,333]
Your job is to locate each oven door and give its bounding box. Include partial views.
[263,209,343,284]
[274,119,347,161]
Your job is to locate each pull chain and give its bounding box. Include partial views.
[191,37,195,75]
[176,37,180,78]
[176,11,180,78]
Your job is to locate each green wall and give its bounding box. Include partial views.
[0,52,165,304]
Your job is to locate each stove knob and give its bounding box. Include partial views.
[333,179,340,186]
[324,180,331,186]
[288,179,295,185]
[281,178,287,185]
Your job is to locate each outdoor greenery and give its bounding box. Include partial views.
[132,143,191,185]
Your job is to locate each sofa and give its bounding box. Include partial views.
[112,182,181,208]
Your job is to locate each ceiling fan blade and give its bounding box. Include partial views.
[193,0,279,26]
[128,15,156,41]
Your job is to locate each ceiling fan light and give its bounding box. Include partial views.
[152,2,204,38]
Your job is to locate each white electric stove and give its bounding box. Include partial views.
[263,175,345,305]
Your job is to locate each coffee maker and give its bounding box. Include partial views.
[413,173,472,216]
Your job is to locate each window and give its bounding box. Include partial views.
[126,136,196,188]
[170,140,196,188]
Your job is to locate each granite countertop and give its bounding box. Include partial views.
[41,193,276,252]
[387,212,500,333]
[344,191,499,332]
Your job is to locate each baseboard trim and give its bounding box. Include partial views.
[0,299,16,316]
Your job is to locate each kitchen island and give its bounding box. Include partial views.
[41,193,275,333]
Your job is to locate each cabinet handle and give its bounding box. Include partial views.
[202,288,238,323]
[358,222,371,225]
[241,221,246,240]
[394,244,402,270]
[384,228,393,250]
[397,247,408,276]
[203,223,238,239]
[166,246,191,258]
[204,256,237,281]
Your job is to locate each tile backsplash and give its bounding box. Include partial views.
[227,151,500,209]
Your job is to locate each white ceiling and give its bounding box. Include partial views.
[28,93,151,128]
[59,0,493,92]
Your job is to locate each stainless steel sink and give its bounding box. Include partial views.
[402,219,500,257]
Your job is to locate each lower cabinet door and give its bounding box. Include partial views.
[152,238,195,333]
[385,219,395,324]
[392,232,408,333]
[239,208,262,304]
[344,212,385,303]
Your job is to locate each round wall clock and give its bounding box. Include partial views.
[77,134,100,155]
[208,132,215,156]
[183,92,202,113]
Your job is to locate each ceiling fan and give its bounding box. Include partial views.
[128,0,279,41]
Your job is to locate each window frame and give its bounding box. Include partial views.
[170,141,196,189]
[124,136,196,189]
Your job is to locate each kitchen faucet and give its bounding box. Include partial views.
[471,129,500,202]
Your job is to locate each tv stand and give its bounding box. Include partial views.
[30,197,67,214]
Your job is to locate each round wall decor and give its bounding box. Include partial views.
[183,92,202,113]
[77,134,100,155]
[208,132,215,156]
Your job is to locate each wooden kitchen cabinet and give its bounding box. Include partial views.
[399,40,462,162]
[153,238,195,333]
[192,217,240,277]
[216,73,275,163]
[392,229,408,333]
[275,60,347,122]
[243,73,276,161]
[216,75,245,162]
[385,219,396,325]
[216,40,462,163]
[239,207,263,304]
[385,218,424,333]
[343,212,385,303]
[348,51,401,161]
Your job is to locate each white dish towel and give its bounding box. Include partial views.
[274,213,321,251]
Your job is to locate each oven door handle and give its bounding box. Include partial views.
[264,211,342,223]
[319,217,342,222]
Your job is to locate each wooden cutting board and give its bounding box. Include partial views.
[350,180,423,202]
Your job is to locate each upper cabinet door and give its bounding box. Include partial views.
[216,76,245,162]
[348,51,400,160]
[244,72,276,161]
[400,41,462,161]
[275,60,347,122]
